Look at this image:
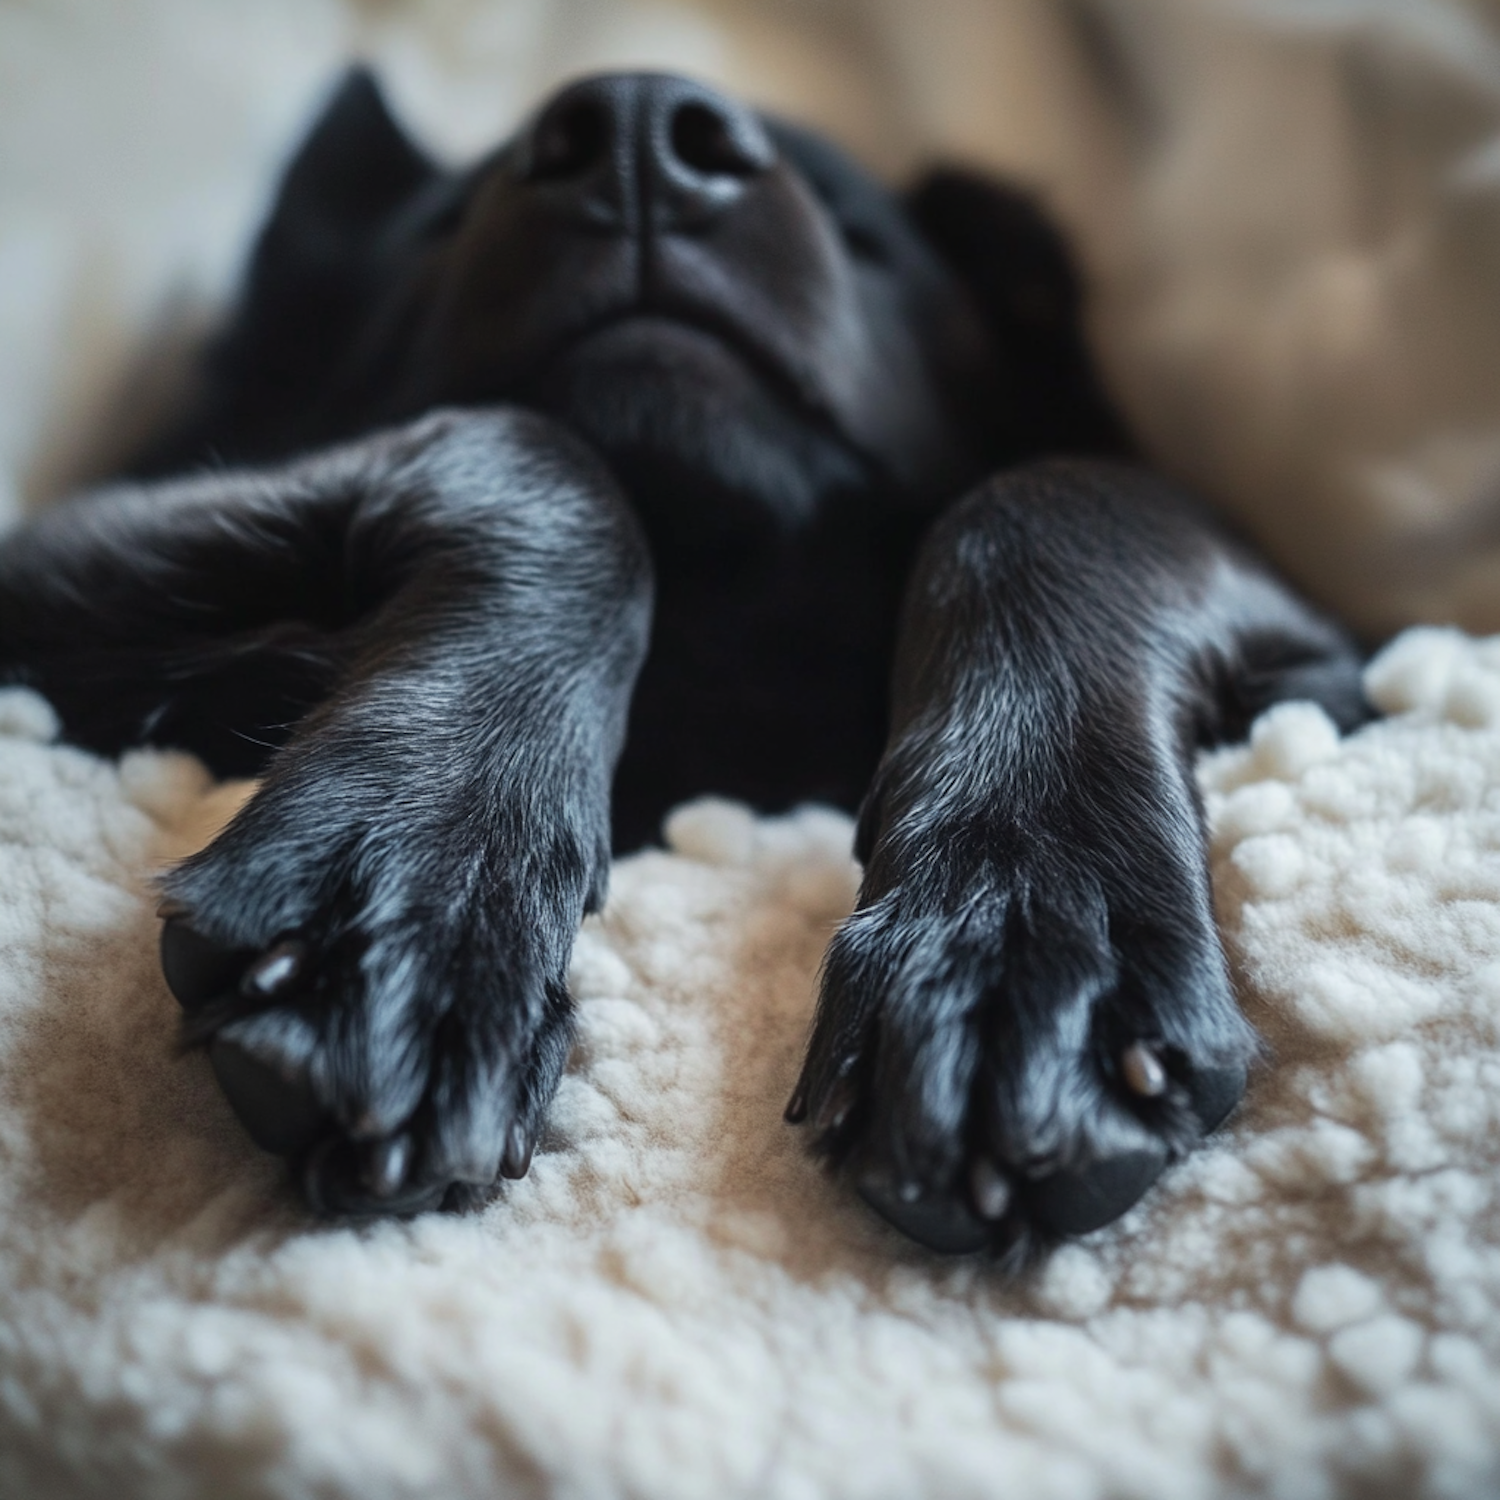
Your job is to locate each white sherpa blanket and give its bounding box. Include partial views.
[2,628,1500,1500]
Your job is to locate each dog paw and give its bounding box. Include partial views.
[158,808,594,1216]
[788,843,1256,1259]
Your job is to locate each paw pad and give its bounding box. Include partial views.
[1184,1062,1247,1135]
[159,904,563,1219]
[161,917,329,1155]
[857,1175,993,1256]
[1025,1144,1169,1237]
[208,1028,328,1156]
[159,914,252,1010]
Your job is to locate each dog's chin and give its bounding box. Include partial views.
[525,318,866,558]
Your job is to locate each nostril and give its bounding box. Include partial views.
[669,101,762,178]
[526,97,608,182]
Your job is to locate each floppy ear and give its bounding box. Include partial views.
[906,167,1134,461]
[128,68,443,475]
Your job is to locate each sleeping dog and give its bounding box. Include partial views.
[0,71,1368,1259]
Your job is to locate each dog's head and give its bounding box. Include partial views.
[147,70,1126,546]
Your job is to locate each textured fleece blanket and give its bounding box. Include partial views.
[2,627,1500,1500]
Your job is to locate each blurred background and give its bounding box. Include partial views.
[3,0,1500,635]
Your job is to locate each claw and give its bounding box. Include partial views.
[1121,1041,1167,1099]
[969,1157,1012,1221]
[500,1122,534,1180]
[241,939,307,999]
[363,1134,413,1198]
[813,1073,857,1135]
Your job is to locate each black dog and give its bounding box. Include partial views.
[0,71,1367,1258]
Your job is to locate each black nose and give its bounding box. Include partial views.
[517,73,774,232]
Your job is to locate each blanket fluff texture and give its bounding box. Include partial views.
[2,626,1500,1500]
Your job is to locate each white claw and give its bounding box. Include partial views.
[241,939,305,998]
[1122,1041,1168,1098]
[970,1157,1012,1220]
[366,1134,412,1198]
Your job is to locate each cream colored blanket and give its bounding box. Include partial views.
[3,630,1500,1498]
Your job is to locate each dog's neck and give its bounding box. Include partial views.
[607,477,923,850]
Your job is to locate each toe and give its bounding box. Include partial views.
[500,1122,535,1180]
[1025,1140,1169,1236]
[302,1137,447,1218]
[857,1173,994,1255]
[209,1015,327,1155]
[160,918,251,1009]
[1186,1061,1247,1135]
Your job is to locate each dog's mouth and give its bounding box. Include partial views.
[533,304,827,423]
[521,305,875,539]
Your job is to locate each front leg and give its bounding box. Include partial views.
[790,461,1367,1259]
[2,409,652,1213]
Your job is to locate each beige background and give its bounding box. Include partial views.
[3,0,1500,632]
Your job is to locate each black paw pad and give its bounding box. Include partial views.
[162,915,329,1155]
[1025,1143,1169,1237]
[857,1175,993,1255]
[209,1026,328,1156]
[160,917,252,1010]
[1186,1062,1247,1136]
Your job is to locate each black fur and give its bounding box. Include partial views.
[0,70,1366,1247]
